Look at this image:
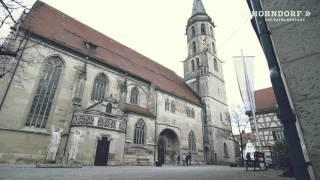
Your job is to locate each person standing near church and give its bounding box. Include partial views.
[182,153,186,166]
[187,152,192,166]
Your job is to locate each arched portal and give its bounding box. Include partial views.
[157,129,180,165]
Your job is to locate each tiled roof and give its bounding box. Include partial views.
[124,104,156,118]
[21,1,201,105]
[255,87,277,112]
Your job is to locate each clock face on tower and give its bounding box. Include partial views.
[200,35,209,49]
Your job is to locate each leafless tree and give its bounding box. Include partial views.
[0,0,37,78]
[230,104,250,165]
[0,0,40,111]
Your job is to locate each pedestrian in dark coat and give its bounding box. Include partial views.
[188,152,192,166]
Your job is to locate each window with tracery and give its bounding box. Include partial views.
[25,57,63,128]
[188,131,196,151]
[130,87,139,104]
[134,119,146,144]
[91,74,107,101]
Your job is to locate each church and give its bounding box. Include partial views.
[0,0,235,166]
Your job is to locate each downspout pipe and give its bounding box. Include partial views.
[247,0,310,179]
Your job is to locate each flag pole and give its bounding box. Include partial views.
[241,49,262,152]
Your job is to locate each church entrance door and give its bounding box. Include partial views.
[94,137,110,166]
[157,129,179,165]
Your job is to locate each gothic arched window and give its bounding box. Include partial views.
[134,119,145,144]
[186,107,190,117]
[130,87,139,104]
[171,101,176,113]
[25,57,63,128]
[212,42,216,53]
[192,41,197,54]
[224,142,229,157]
[196,58,200,69]
[201,24,206,35]
[210,26,214,36]
[165,99,170,111]
[191,60,195,71]
[91,74,107,101]
[188,131,196,151]
[191,26,196,37]
[214,58,218,72]
[106,103,112,113]
[191,108,195,118]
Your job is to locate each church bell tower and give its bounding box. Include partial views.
[184,0,234,164]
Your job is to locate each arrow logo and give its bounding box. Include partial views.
[305,11,311,17]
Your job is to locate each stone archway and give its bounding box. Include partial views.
[157,129,180,165]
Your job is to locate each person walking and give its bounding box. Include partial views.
[187,152,192,166]
[186,154,189,166]
[177,154,180,166]
[188,152,192,166]
[174,154,177,166]
[182,153,186,166]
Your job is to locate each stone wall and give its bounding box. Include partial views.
[260,0,320,178]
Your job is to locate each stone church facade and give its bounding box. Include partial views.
[0,0,235,166]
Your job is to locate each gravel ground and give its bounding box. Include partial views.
[0,164,294,180]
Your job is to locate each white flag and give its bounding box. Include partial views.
[233,56,255,112]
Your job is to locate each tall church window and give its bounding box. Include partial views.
[224,142,229,157]
[106,103,112,113]
[186,107,190,117]
[201,24,206,35]
[191,26,196,37]
[191,108,195,118]
[165,99,170,111]
[171,101,176,113]
[191,60,195,71]
[91,74,107,102]
[196,58,200,69]
[134,119,145,144]
[220,112,223,121]
[214,58,218,72]
[210,26,214,36]
[212,42,216,53]
[192,41,197,54]
[130,87,139,104]
[188,131,196,151]
[25,57,63,128]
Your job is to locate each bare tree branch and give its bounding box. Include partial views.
[0,0,17,23]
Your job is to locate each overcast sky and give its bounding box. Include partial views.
[38,0,272,107]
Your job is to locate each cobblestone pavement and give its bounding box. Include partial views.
[0,164,294,180]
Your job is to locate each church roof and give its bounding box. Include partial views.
[21,1,201,105]
[255,87,278,112]
[192,0,207,16]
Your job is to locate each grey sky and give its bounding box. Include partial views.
[41,0,272,106]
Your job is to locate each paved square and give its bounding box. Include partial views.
[0,165,294,180]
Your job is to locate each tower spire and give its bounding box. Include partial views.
[192,0,206,16]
